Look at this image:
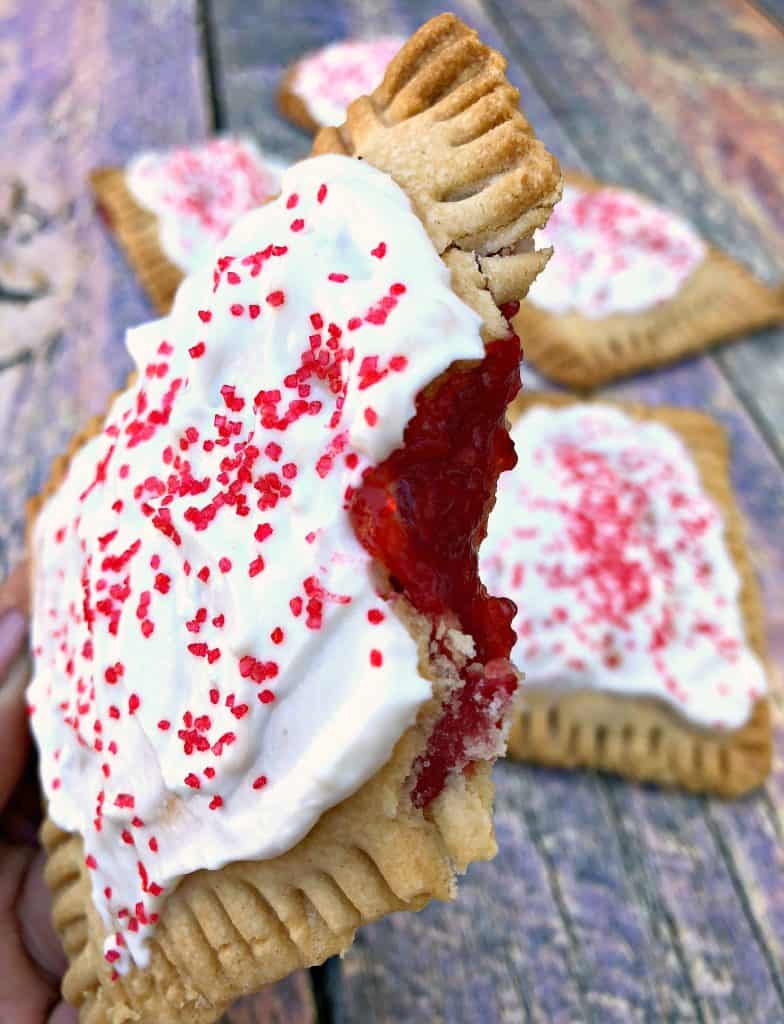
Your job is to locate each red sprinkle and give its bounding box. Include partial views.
[254,523,273,543]
[248,556,265,578]
[370,649,383,668]
[252,775,268,789]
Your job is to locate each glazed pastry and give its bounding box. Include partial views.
[29,15,561,1022]
[278,36,405,134]
[481,393,771,795]
[515,170,784,389]
[91,137,286,314]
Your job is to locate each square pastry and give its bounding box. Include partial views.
[91,137,286,314]
[480,392,771,796]
[514,170,784,389]
[28,16,561,1023]
[278,36,405,134]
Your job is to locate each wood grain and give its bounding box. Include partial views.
[206,2,784,1020]
[0,0,316,1019]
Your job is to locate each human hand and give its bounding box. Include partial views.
[0,563,77,1024]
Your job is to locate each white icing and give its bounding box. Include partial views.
[527,184,706,318]
[29,154,485,971]
[126,137,286,273]
[480,404,766,729]
[291,37,404,128]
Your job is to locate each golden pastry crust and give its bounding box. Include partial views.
[312,13,562,341]
[505,392,772,796]
[34,15,559,1023]
[90,167,184,316]
[514,170,784,391]
[41,727,495,1024]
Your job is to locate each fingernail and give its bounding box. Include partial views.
[0,609,27,682]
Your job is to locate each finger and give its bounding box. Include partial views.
[49,1002,79,1024]
[0,607,28,678]
[0,843,59,1024]
[19,849,68,980]
[0,649,32,812]
[0,559,31,617]
[1,760,44,845]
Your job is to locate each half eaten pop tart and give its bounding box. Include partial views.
[28,16,561,1023]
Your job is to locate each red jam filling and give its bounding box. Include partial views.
[351,306,523,807]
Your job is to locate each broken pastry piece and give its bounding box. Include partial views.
[91,137,286,315]
[29,16,561,1023]
[481,393,771,796]
[515,170,784,389]
[278,36,405,134]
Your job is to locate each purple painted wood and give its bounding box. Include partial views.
[0,0,207,572]
[0,1,316,1019]
[206,1,784,1020]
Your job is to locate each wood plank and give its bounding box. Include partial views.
[0,0,208,573]
[1,1,316,1019]
[208,2,784,1021]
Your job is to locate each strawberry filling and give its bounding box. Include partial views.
[351,304,523,807]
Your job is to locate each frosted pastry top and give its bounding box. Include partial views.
[290,36,405,128]
[481,404,766,729]
[527,184,706,318]
[29,154,486,972]
[126,137,285,272]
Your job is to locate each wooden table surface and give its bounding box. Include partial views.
[3,1,783,1021]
